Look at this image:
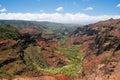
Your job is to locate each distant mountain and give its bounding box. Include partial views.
[0,20,81,29]
[39,21,81,27]
[0,20,48,33]
[0,20,81,40]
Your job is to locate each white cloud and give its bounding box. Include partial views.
[85,7,93,11]
[0,8,7,13]
[116,3,120,7]
[0,13,120,24]
[56,7,63,12]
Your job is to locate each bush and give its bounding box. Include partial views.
[23,44,83,77]
[37,45,83,77]
[24,44,48,70]
[0,66,6,78]
[0,24,20,40]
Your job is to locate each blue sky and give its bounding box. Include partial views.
[0,0,120,24]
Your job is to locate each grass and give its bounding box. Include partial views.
[24,44,49,70]
[0,44,83,78]
[35,63,81,77]
[0,24,20,40]
[31,45,83,77]
[0,66,7,78]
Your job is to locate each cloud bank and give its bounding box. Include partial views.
[0,13,120,24]
[0,8,7,13]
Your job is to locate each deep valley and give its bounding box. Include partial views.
[0,19,120,80]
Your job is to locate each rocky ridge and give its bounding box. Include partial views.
[70,18,120,80]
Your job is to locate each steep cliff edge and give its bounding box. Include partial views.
[71,18,120,80]
[0,24,71,80]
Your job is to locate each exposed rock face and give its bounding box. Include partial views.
[19,27,40,35]
[81,62,120,80]
[71,19,120,56]
[0,39,18,64]
[0,25,70,79]
[71,19,120,80]
[1,19,120,80]
[37,40,69,67]
[2,74,71,80]
[0,39,17,51]
[0,39,26,79]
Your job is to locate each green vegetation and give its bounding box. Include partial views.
[0,20,80,41]
[24,44,49,70]
[102,57,117,64]
[0,66,6,78]
[26,45,83,77]
[47,25,79,42]
[49,45,83,77]
[0,21,83,78]
[0,24,20,40]
[0,61,23,79]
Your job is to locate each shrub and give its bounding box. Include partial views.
[0,66,6,78]
[24,44,48,70]
[37,45,83,77]
[0,24,20,40]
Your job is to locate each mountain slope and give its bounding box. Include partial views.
[70,18,120,80]
[0,24,20,40]
[0,20,48,33]
[0,24,83,80]
[0,20,80,41]
[1,19,120,80]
